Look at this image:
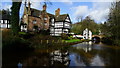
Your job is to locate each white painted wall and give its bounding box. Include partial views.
[0,20,10,28]
[83,28,92,40]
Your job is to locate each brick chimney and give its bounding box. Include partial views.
[28,1,31,15]
[43,3,47,11]
[55,8,60,16]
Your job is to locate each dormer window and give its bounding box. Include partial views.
[24,15,26,18]
[33,20,37,24]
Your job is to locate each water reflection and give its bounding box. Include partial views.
[70,41,120,67]
[70,41,105,66]
[3,41,120,67]
[19,50,70,67]
[90,55,104,66]
[50,50,70,66]
[73,41,93,53]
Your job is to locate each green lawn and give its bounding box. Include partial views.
[65,39,81,43]
[19,32,27,35]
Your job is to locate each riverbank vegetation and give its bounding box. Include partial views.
[100,1,120,46]
[2,30,82,52]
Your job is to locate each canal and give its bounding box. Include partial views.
[2,41,120,67]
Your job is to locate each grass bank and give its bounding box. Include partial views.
[65,39,81,43]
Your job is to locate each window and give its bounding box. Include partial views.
[2,24,7,28]
[24,15,26,18]
[55,33,60,36]
[44,18,47,20]
[64,22,70,27]
[33,20,37,24]
[4,20,7,24]
[52,19,54,23]
[63,29,68,33]
[65,16,70,22]
[8,24,11,28]
[55,29,62,33]
[45,23,48,26]
[0,20,3,23]
[55,22,63,28]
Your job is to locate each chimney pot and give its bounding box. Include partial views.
[55,8,60,16]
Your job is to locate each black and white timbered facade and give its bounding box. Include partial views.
[0,20,11,29]
[0,10,11,29]
[20,2,71,36]
[50,14,71,36]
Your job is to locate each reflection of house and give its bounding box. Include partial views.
[0,10,11,29]
[83,28,92,40]
[21,1,71,36]
[50,50,70,66]
[75,41,92,53]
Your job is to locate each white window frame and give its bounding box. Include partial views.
[0,20,3,23]
[33,20,37,24]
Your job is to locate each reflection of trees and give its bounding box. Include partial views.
[70,46,99,66]
[98,47,120,67]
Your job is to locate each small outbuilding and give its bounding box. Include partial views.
[83,28,92,40]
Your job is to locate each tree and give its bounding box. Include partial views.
[108,1,120,45]
[71,16,99,35]
[11,1,22,35]
[101,1,120,45]
[108,1,120,38]
[0,9,11,20]
[76,15,83,22]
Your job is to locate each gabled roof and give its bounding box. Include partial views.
[47,13,54,18]
[26,7,41,17]
[25,7,70,22]
[55,14,68,21]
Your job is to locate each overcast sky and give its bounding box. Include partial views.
[1,0,117,23]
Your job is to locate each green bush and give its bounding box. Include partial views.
[101,37,113,45]
[114,40,120,46]
[2,30,31,52]
[61,33,69,40]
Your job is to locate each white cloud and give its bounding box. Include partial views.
[73,6,88,17]
[88,2,111,23]
[60,0,73,5]
[4,5,12,10]
[71,2,111,23]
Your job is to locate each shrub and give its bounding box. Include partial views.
[61,33,69,40]
[101,37,113,45]
[2,30,31,52]
[114,40,120,46]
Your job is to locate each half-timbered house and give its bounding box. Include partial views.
[50,8,71,36]
[0,9,11,29]
[21,1,71,36]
